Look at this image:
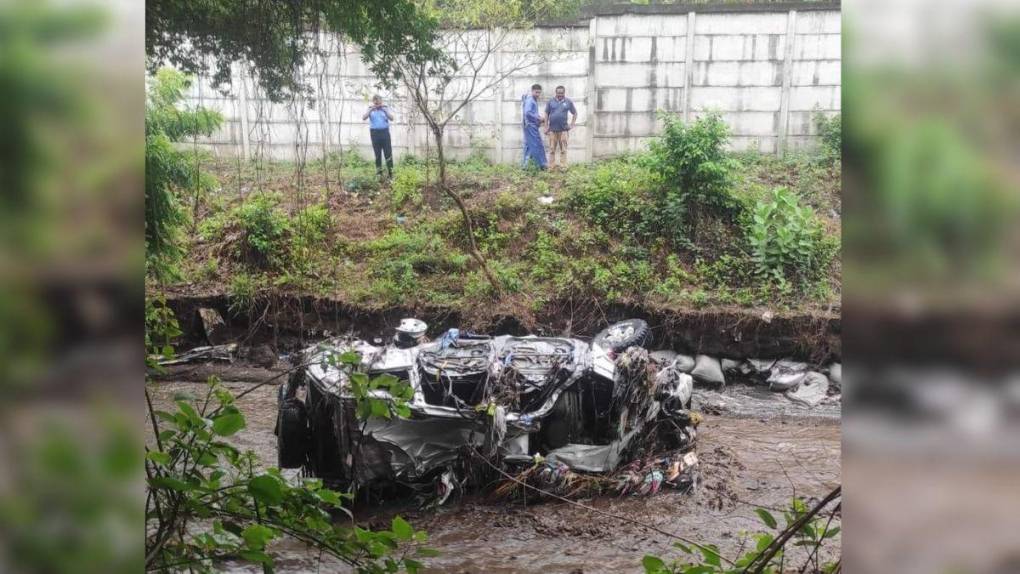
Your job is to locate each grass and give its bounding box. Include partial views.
[166,146,841,326]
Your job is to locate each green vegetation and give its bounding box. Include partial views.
[145,305,432,572]
[645,113,742,249]
[144,377,434,573]
[746,187,835,288]
[165,115,840,324]
[146,0,441,101]
[145,69,223,280]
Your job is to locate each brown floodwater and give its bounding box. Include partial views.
[147,380,841,573]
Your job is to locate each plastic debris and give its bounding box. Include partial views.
[439,328,461,350]
[767,360,809,391]
[158,343,237,366]
[786,372,830,407]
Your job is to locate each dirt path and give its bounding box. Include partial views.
[147,381,840,573]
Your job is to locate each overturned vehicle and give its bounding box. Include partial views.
[276,319,700,500]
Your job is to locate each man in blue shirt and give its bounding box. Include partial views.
[362,95,394,178]
[544,85,577,169]
[521,84,547,170]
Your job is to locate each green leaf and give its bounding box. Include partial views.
[146,451,171,465]
[642,555,666,573]
[755,508,778,529]
[176,400,202,424]
[249,475,284,506]
[238,549,272,565]
[339,350,361,366]
[823,526,841,539]
[212,412,246,436]
[242,524,276,550]
[370,400,391,419]
[318,489,341,507]
[392,516,414,541]
[699,545,721,567]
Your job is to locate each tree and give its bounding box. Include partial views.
[146,0,442,102]
[396,0,573,291]
[145,69,223,280]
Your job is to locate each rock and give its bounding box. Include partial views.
[246,344,279,369]
[766,360,808,391]
[786,372,830,407]
[198,307,229,345]
[691,355,725,386]
[721,359,742,373]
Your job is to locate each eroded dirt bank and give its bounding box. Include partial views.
[147,379,841,573]
[163,293,840,362]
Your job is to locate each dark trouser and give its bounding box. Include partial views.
[370,128,393,177]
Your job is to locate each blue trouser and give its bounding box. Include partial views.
[522,123,547,169]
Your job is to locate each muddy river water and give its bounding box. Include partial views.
[148,379,841,573]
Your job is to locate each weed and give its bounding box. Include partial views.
[746,187,834,288]
[196,257,219,281]
[565,157,658,239]
[814,112,841,163]
[390,164,425,209]
[235,193,291,269]
[229,272,261,314]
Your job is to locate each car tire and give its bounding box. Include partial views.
[594,319,651,352]
[277,398,309,469]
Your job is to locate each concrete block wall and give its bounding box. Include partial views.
[183,3,840,163]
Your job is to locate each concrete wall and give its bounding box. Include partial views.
[183,2,840,163]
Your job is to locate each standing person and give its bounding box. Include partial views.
[521,84,547,170]
[362,95,394,179]
[544,85,577,169]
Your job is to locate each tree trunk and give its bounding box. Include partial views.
[430,122,501,293]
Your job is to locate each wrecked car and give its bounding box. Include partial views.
[275,319,699,499]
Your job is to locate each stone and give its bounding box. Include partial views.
[198,307,229,345]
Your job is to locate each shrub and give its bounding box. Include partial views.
[236,194,291,268]
[645,113,741,247]
[293,203,332,246]
[146,68,223,280]
[814,112,841,162]
[746,187,833,287]
[391,165,425,209]
[565,158,658,238]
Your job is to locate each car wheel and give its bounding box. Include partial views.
[277,398,309,469]
[594,319,651,352]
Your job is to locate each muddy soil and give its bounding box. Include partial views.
[147,377,840,573]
